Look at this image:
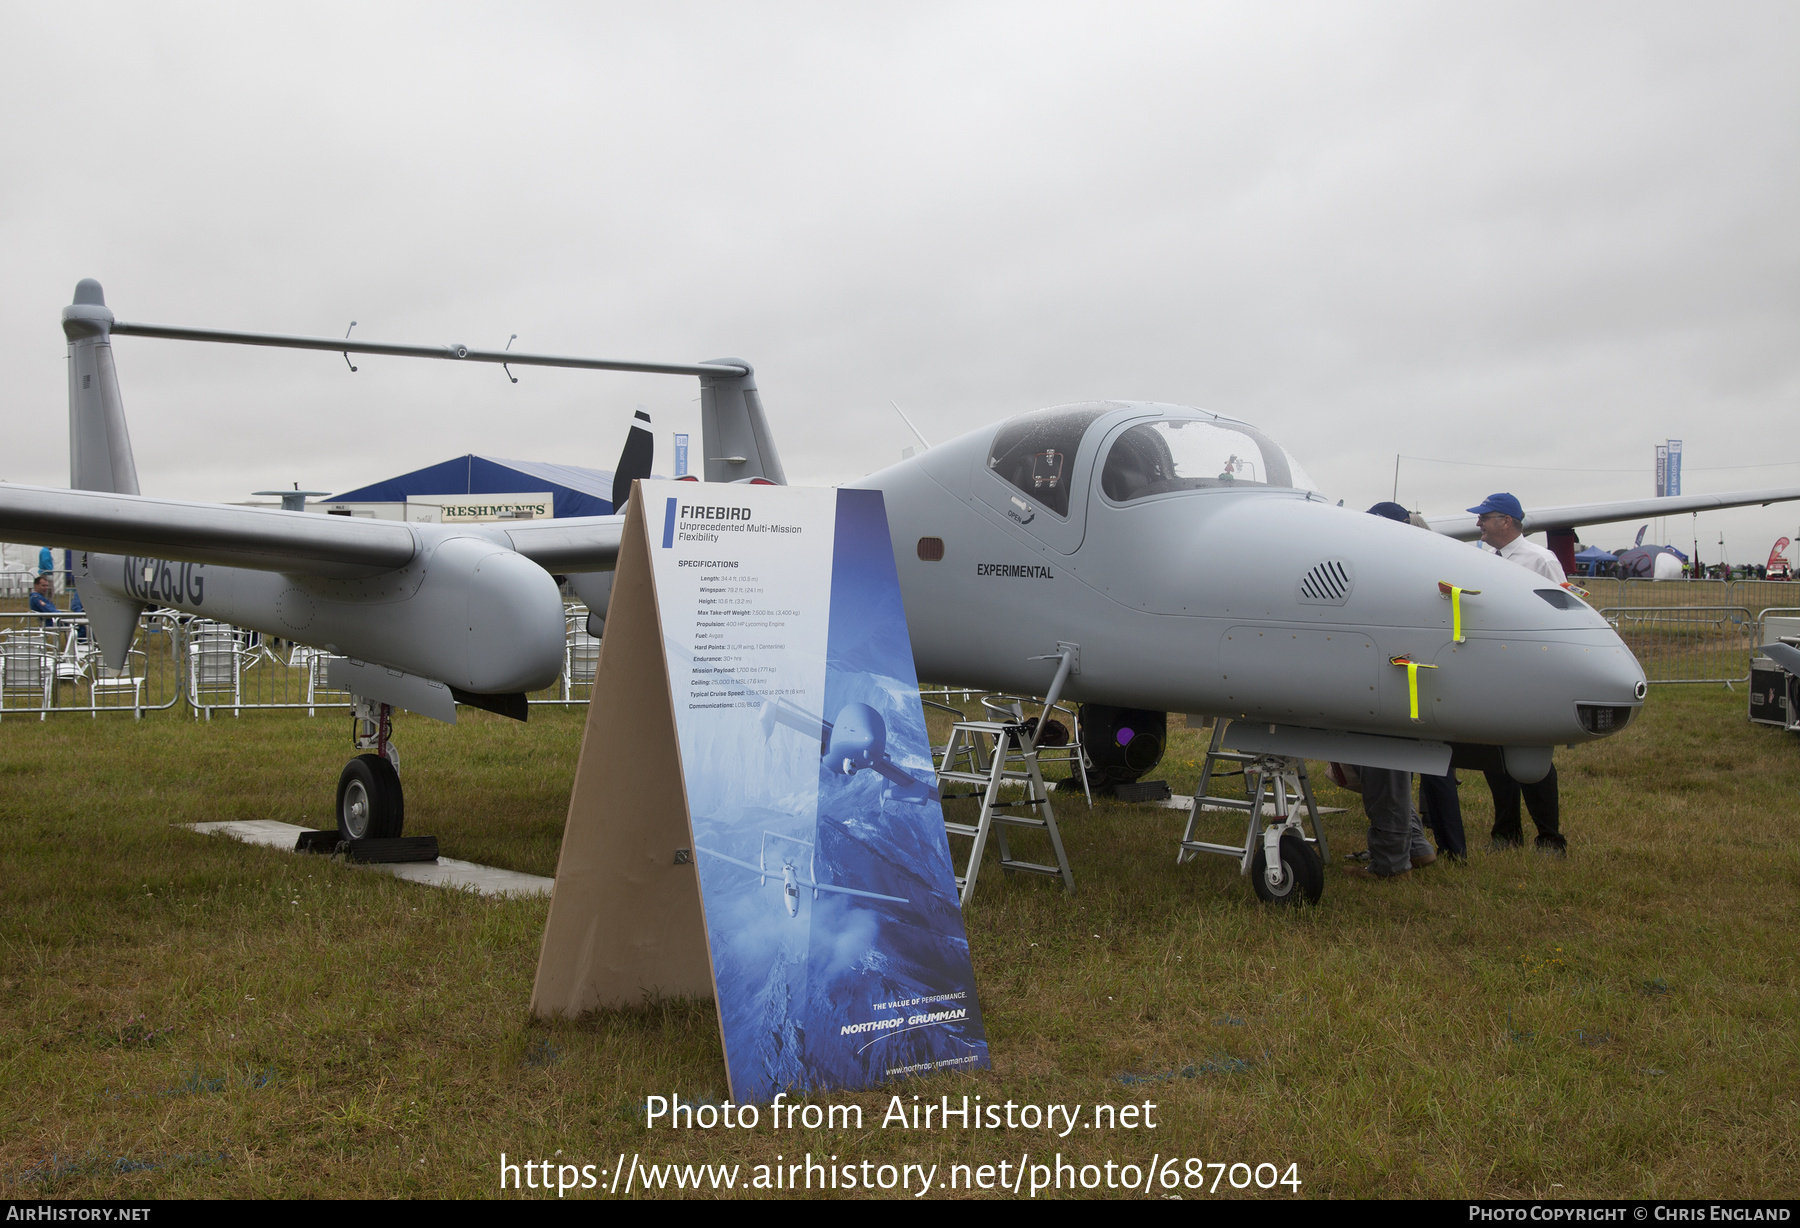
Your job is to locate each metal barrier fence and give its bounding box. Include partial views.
[1580,578,1799,613]
[0,609,186,719]
[0,604,600,720]
[1597,606,1756,685]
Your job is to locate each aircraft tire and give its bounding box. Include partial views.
[1250,829,1322,906]
[336,753,405,841]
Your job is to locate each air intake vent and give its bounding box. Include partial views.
[1297,559,1354,606]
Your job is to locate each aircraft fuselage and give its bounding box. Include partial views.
[853,403,1646,750]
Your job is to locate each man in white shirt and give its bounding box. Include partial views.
[1473,493,1568,583]
[1468,493,1569,855]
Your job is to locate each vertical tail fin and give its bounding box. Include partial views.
[699,360,786,484]
[63,279,140,496]
[63,279,148,666]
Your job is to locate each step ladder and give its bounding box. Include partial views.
[1178,719,1329,876]
[937,718,1074,908]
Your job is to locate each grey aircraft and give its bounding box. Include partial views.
[4,280,1796,900]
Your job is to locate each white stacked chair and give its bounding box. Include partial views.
[288,644,344,716]
[186,620,247,719]
[90,649,148,718]
[564,625,602,700]
[0,629,57,720]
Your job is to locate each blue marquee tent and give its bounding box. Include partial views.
[1572,544,1618,576]
[331,455,620,519]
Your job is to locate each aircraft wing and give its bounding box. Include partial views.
[873,757,934,792]
[0,482,415,577]
[494,515,624,573]
[801,879,911,905]
[693,847,766,877]
[1424,488,1800,541]
[760,696,831,746]
[0,482,627,577]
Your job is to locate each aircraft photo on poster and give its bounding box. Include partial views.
[646,481,989,1101]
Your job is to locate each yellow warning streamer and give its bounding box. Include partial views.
[1437,581,1481,643]
[1390,655,1439,721]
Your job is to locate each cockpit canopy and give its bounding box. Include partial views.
[987,403,1316,518]
[986,406,1105,516]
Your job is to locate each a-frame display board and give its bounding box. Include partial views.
[532,482,989,1102]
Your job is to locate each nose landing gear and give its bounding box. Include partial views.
[1178,722,1329,905]
[337,696,404,840]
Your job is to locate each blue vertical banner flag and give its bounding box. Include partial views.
[1667,439,1682,498]
[646,481,987,1101]
[673,433,689,478]
[1655,445,1668,498]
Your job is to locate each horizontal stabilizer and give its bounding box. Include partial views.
[0,483,416,578]
[110,319,748,380]
[1426,488,1800,541]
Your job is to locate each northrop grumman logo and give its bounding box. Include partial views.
[976,563,1054,579]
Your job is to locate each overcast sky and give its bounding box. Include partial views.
[2,2,1796,561]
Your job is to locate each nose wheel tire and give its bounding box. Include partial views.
[1251,829,1323,905]
[336,753,405,841]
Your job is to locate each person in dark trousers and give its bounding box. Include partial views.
[1467,492,1568,855]
[1484,763,1562,853]
[1366,502,1468,861]
[1343,764,1436,881]
[1418,772,1467,860]
[67,585,88,642]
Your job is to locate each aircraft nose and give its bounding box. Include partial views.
[827,703,887,769]
[1427,622,1645,744]
[1306,508,1646,744]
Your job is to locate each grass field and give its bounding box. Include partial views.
[0,686,1795,1199]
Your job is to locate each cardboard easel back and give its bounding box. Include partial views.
[530,486,712,1016]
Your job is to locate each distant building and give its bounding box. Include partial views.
[320,454,635,522]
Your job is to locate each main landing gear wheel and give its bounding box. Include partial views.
[1251,829,1323,906]
[336,753,405,841]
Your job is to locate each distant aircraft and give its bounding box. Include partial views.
[6,279,1799,897]
[695,832,909,919]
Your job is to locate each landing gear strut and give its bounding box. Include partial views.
[1178,723,1329,905]
[337,696,404,840]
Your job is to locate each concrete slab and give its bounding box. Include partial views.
[187,820,554,899]
[1041,784,1345,817]
[1185,796,1348,816]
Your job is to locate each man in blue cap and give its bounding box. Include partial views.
[1467,492,1569,854]
[1342,503,1465,877]
[1468,492,1567,584]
